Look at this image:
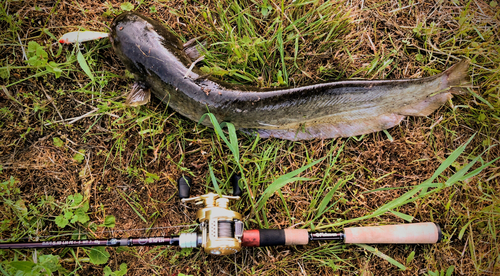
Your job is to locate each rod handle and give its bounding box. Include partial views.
[177,175,192,199]
[344,223,442,244]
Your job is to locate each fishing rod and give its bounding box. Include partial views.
[0,175,442,254]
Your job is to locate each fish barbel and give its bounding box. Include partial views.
[110,12,471,140]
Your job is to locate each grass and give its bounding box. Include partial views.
[180,0,353,86]
[0,0,499,275]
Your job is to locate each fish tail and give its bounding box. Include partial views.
[397,60,471,117]
[444,59,471,95]
[250,60,472,140]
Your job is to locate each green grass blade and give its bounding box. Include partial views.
[224,122,240,162]
[313,177,347,221]
[419,133,476,195]
[276,28,288,84]
[201,113,240,164]
[426,134,476,183]
[316,134,490,230]
[256,176,311,212]
[256,157,324,211]
[77,51,94,82]
[457,156,500,182]
[356,244,406,270]
[209,164,222,195]
[389,210,414,222]
[382,129,394,142]
[116,190,147,224]
[468,88,494,109]
[315,187,336,219]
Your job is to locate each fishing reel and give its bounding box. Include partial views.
[177,175,244,255]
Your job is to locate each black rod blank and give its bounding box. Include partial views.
[0,236,179,250]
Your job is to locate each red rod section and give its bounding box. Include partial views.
[242,229,311,247]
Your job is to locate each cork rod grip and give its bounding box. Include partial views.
[344,223,442,244]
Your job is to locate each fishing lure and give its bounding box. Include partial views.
[58,31,109,44]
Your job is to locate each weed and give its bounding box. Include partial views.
[2,254,66,275]
[54,193,90,228]
[120,3,134,12]
[0,176,20,197]
[104,263,127,276]
[427,265,455,276]
[86,246,110,265]
[72,149,86,163]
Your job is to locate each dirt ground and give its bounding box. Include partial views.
[1,0,499,275]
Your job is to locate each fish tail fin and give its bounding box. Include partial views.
[445,59,471,95]
[397,60,471,117]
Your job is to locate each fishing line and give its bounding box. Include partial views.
[0,224,198,243]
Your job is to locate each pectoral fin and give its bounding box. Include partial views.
[125,83,151,106]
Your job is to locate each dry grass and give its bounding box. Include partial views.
[1,0,499,275]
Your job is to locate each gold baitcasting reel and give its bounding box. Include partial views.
[178,176,244,255]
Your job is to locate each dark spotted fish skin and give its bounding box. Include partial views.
[110,12,470,140]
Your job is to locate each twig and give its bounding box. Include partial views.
[366,32,377,54]
[429,116,444,130]
[65,137,77,145]
[2,85,28,107]
[44,106,120,126]
[0,164,51,169]
[298,260,307,276]
[44,108,98,125]
[389,2,420,13]
[17,32,27,61]
[473,0,486,17]
[412,40,461,61]
[460,124,500,143]
[40,86,64,121]
[184,55,205,79]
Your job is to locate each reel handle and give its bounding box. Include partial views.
[178,174,242,199]
[230,174,242,196]
[177,175,192,199]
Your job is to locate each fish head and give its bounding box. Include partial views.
[109,12,147,75]
[110,12,192,79]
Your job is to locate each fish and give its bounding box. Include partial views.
[109,12,471,141]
